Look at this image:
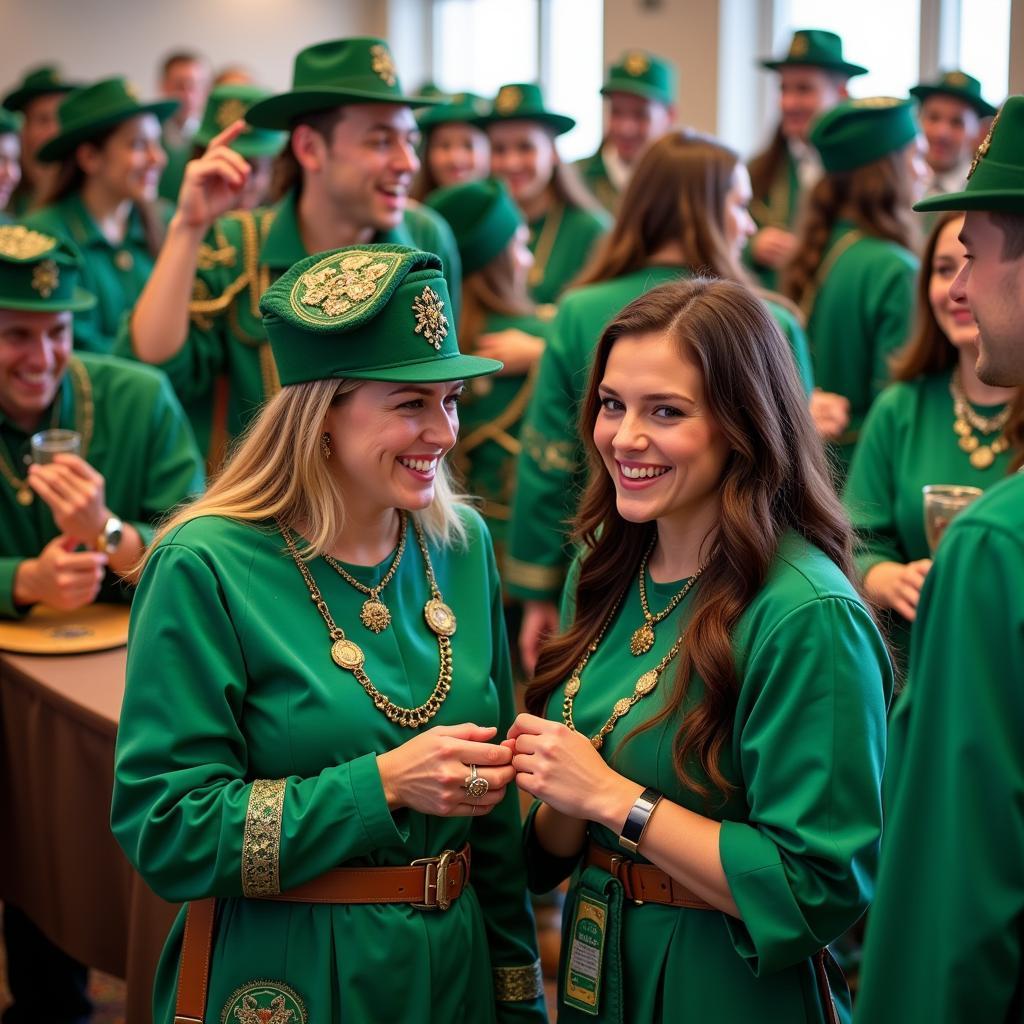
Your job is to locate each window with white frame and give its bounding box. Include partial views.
[957,0,1011,107]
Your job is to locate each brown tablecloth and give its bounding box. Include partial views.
[0,647,180,1023]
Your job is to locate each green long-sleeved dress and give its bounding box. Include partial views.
[526,202,609,305]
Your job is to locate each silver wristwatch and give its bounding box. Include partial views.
[97,515,124,554]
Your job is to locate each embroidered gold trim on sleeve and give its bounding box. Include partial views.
[493,960,544,1002]
[241,777,287,897]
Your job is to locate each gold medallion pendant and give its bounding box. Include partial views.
[630,624,655,657]
[424,598,457,637]
[331,638,365,671]
[16,486,32,506]
[360,598,392,633]
[635,669,659,696]
[970,446,996,469]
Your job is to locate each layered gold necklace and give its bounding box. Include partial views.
[630,539,706,655]
[951,367,1011,470]
[282,515,457,728]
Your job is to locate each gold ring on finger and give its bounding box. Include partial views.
[463,763,489,800]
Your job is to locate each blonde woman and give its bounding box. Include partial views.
[111,245,546,1024]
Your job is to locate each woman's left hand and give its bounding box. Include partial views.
[473,329,545,376]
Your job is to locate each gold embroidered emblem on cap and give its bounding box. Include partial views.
[370,44,397,86]
[0,225,56,260]
[124,82,140,102]
[623,52,649,76]
[789,33,809,57]
[945,71,968,86]
[495,86,523,114]
[31,260,59,298]
[968,105,1002,180]
[412,285,448,349]
[216,97,249,130]
[293,250,394,321]
[852,96,902,109]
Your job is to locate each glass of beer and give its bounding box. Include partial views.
[30,428,81,464]
[923,484,983,554]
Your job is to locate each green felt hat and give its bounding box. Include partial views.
[260,244,501,386]
[916,96,1024,213]
[601,51,678,107]
[0,225,96,313]
[810,97,918,173]
[479,83,575,136]
[417,92,491,131]
[761,29,868,78]
[245,38,441,131]
[37,77,178,163]
[425,178,523,276]
[3,65,81,113]
[195,84,287,157]
[910,70,997,118]
[0,108,21,136]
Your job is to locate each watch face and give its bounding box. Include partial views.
[105,519,124,552]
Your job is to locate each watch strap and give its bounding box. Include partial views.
[618,787,663,854]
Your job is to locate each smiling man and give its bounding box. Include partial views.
[120,37,460,465]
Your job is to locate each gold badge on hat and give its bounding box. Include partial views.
[412,285,448,350]
[124,82,141,102]
[851,96,902,109]
[292,250,396,321]
[495,85,523,115]
[0,225,57,261]
[31,260,59,298]
[220,980,306,1024]
[789,33,809,58]
[216,98,249,130]
[623,52,649,77]
[945,71,968,87]
[370,44,397,87]
[968,105,1002,180]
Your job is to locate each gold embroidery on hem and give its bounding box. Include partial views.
[504,556,564,592]
[493,960,544,1001]
[241,777,286,897]
[520,422,576,474]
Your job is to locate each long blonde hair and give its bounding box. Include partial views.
[138,378,468,576]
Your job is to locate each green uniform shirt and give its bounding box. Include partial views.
[0,353,204,617]
[111,506,546,1024]
[527,202,609,305]
[573,149,618,213]
[506,266,815,601]
[113,190,462,461]
[745,148,800,290]
[856,473,1024,1022]
[158,138,190,205]
[525,533,891,1020]
[806,223,919,474]
[24,194,167,354]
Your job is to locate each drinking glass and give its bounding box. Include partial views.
[30,429,81,465]
[923,484,983,554]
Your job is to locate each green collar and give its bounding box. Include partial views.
[54,192,147,253]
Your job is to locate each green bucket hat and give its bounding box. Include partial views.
[810,97,918,173]
[245,38,441,131]
[479,83,575,136]
[761,29,868,78]
[3,65,81,113]
[0,108,21,136]
[417,92,492,131]
[601,51,678,108]
[37,77,178,163]
[910,70,997,118]
[260,244,501,386]
[195,84,287,158]
[0,225,96,313]
[426,178,523,276]
[916,97,1024,213]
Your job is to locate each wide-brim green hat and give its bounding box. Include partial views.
[417,92,492,131]
[916,97,1024,213]
[478,83,575,136]
[0,108,21,136]
[910,70,997,118]
[261,244,501,386]
[761,29,868,77]
[3,65,82,113]
[37,77,178,163]
[246,38,442,131]
[600,51,678,107]
[426,178,523,276]
[811,97,918,174]
[194,84,287,158]
[0,225,96,312]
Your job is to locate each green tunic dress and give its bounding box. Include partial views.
[0,353,204,617]
[505,266,815,602]
[524,533,891,1021]
[805,222,919,474]
[527,202,609,305]
[574,150,618,213]
[112,190,462,461]
[855,473,1024,1022]
[24,194,167,354]
[111,506,546,1024]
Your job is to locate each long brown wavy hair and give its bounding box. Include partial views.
[459,242,535,351]
[892,210,1024,472]
[526,277,860,798]
[574,130,747,288]
[747,124,788,214]
[782,148,920,309]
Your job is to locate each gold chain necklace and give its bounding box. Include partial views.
[281,516,458,729]
[322,512,408,633]
[630,539,706,655]
[527,200,565,288]
[950,367,1011,470]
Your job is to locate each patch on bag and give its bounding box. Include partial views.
[220,980,307,1024]
[563,891,607,1015]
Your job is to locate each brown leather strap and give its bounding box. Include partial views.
[586,840,714,909]
[174,897,216,1024]
[814,947,842,1024]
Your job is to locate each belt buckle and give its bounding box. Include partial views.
[606,854,644,906]
[411,848,456,911]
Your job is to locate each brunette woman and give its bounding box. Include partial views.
[411,92,492,202]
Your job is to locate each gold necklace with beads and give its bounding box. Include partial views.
[630,538,707,656]
[322,512,407,633]
[950,367,1011,470]
[281,515,457,728]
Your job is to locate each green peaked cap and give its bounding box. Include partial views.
[426,178,523,276]
[810,97,918,173]
[37,77,178,163]
[417,92,492,130]
[3,65,82,112]
[601,51,678,107]
[0,224,96,312]
[916,96,1024,213]
[910,70,997,118]
[260,244,501,386]
[761,29,868,77]
[478,83,575,136]
[195,84,287,157]
[245,38,441,131]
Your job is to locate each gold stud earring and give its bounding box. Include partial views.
[320,432,332,459]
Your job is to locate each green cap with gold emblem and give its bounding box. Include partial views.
[3,65,82,113]
[195,84,287,157]
[760,29,868,77]
[425,178,523,276]
[260,244,501,385]
[417,92,492,131]
[0,225,96,312]
[478,83,575,136]
[601,51,677,107]
[916,96,1024,213]
[810,97,918,173]
[37,77,178,163]
[910,70,997,118]
[245,38,441,131]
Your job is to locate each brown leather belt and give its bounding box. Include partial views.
[586,840,713,909]
[173,845,471,1024]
